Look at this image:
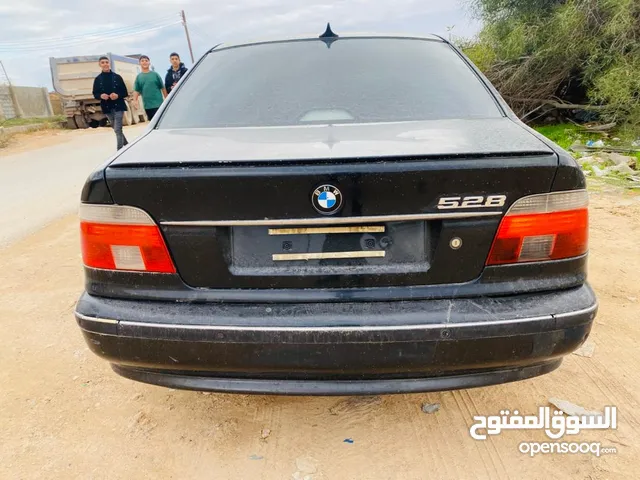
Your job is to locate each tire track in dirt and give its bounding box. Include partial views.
[453,389,510,480]
[400,393,448,479]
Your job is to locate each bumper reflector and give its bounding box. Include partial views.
[486,190,588,265]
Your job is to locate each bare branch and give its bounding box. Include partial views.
[504,97,609,111]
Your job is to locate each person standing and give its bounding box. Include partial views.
[133,55,167,121]
[92,56,129,150]
[164,52,188,94]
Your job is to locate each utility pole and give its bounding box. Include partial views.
[181,10,195,64]
[0,60,11,86]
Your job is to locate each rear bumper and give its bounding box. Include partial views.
[75,284,597,395]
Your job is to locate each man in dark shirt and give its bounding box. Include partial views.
[92,56,129,150]
[164,52,188,94]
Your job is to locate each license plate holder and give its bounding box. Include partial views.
[230,221,430,276]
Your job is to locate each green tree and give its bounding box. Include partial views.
[464,0,640,126]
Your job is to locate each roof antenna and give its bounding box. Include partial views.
[319,23,339,48]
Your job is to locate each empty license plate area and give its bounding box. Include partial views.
[230,222,430,276]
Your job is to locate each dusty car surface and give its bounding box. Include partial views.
[75,27,597,395]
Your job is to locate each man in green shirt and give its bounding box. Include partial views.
[133,55,167,121]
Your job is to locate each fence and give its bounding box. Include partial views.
[0,85,54,120]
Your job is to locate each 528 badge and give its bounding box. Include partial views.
[436,195,507,210]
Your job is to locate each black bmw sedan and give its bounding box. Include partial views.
[74,28,597,395]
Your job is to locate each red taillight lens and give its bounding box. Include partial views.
[79,205,176,273]
[486,190,589,266]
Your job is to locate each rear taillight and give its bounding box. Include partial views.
[486,190,588,266]
[79,204,176,273]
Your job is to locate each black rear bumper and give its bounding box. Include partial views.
[75,284,597,395]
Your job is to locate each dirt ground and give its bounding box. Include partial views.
[0,126,113,156]
[0,180,639,479]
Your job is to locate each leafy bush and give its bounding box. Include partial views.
[464,0,640,126]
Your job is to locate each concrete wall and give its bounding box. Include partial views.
[0,86,15,120]
[0,85,54,120]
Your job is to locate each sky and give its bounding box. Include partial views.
[0,0,481,89]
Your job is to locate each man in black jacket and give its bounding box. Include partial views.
[92,56,129,150]
[164,52,188,94]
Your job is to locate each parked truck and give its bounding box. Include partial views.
[50,53,147,129]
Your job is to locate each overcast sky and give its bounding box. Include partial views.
[0,0,480,89]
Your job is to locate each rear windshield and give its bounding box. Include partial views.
[158,38,503,129]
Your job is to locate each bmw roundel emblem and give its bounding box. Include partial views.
[312,184,343,215]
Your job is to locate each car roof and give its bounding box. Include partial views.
[209,32,446,52]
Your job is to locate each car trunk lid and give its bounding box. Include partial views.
[105,119,557,290]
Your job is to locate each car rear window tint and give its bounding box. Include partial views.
[158,38,503,128]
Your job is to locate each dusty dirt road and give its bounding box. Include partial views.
[1,130,639,479]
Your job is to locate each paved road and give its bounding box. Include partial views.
[0,125,145,247]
